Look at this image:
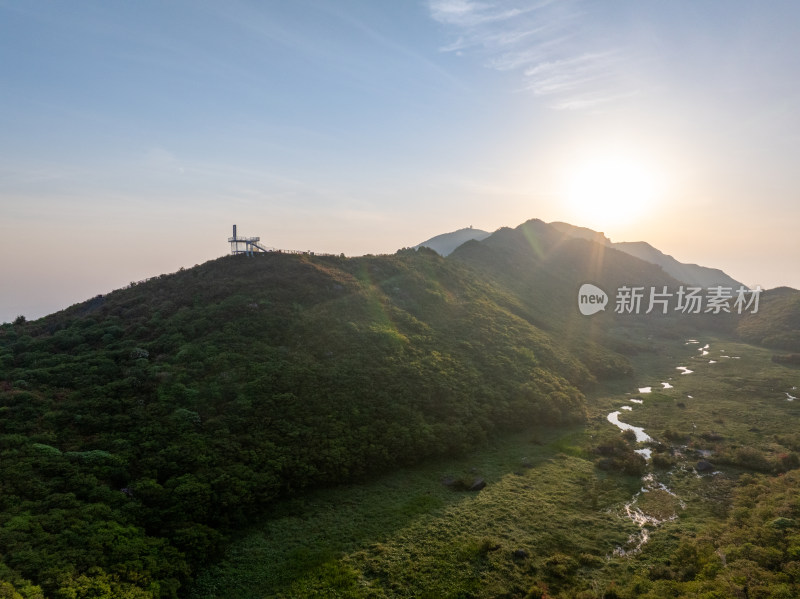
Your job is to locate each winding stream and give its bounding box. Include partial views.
[612,474,685,556]
[606,411,651,443]
[606,340,704,555]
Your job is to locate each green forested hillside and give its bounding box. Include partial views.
[0,220,759,597]
[738,286,800,350]
[0,244,608,598]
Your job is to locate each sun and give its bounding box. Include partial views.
[562,153,663,229]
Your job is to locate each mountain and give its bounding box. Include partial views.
[613,241,744,289]
[0,245,597,598]
[414,226,491,256]
[0,217,745,597]
[547,221,744,289]
[449,219,736,361]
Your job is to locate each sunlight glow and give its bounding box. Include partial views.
[561,153,664,229]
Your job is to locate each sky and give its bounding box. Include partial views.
[2,0,799,322]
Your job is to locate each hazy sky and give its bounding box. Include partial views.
[2,0,799,322]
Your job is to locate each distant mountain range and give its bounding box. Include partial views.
[413,227,491,256]
[417,221,743,289]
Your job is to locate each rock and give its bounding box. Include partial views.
[469,478,486,492]
[696,460,715,473]
[513,549,528,559]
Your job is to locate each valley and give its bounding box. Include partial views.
[190,337,800,598]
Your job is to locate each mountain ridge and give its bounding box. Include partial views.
[419,220,744,289]
[551,221,745,289]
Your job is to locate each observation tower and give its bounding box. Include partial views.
[228,224,268,256]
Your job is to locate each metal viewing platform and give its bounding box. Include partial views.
[228,224,269,256]
[228,224,337,257]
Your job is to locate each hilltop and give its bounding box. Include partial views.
[413,226,492,256]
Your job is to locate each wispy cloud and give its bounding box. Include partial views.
[428,0,541,29]
[427,0,641,110]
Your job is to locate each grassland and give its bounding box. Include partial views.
[190,423,645,598]
[190,336,800,598]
